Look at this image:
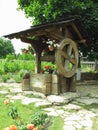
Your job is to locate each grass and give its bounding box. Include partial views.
[0,95,64,130]
[80,103,98,110]
[92,116,98,130]
[48,116,64,130]
[0,97,42,129]
[0,97,13,129]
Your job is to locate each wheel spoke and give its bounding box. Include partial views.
[61,51,68,59]
[70,58,77,65]
[64,60,69,70]
[67,44,73,56]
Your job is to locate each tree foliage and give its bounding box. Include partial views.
[17,0,98,60]
[0,37,15,58]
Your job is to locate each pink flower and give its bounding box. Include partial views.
[4,99,10,105]
[27,124,34,130]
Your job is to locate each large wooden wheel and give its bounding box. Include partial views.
[55,38,78,78]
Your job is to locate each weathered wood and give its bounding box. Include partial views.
[4,17,90,46]
[35,52,41,73]
[71,23,83,40]
[41,55,55,62]
[50,32,64,41]
[4,17,91,95]
[59,75,69,92]
[30,74,52,95]
[67,75,76,92]
[65,27,74,39]
[76,39,86,44]
[55,38,78,78]
[22,79,30,91]
[58,74,76,92]
[51,74,60,95]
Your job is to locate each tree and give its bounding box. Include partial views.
[17,0,98,60]
[0,37,15,58]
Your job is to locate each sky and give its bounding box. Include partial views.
[0,0,31,54]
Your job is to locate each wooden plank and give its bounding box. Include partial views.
[71,23,83,40]
[50,32,64,40]
[41,55,55,62]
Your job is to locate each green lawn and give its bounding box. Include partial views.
[0,95,64,130]
[0,98,39,129]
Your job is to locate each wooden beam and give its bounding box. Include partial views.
[71,23,83,40]
[50,32,64,40]
[76,39,86,44]
[20,37,45,51]
[21,37,35,44]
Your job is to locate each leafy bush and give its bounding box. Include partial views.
[2,73,12,82]
[0,59,35,74]
[6,54,16,61]
[17,53,35,61]
[3,60,20,73]
[13,74,22,83]
[30,112,49,128]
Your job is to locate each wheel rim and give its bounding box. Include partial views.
[55,38,78,78]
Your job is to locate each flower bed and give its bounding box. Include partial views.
[81,72,98,80]
[2,99,49,130]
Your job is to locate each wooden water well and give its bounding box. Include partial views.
[4,16,91,95]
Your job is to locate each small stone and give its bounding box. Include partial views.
[76,97,98,105]
[47,95,70,105]
[35,101,52,107]
[56,109,64,115]
[0,91,8,95]
[63,103,81,110]
[63,125,76,130]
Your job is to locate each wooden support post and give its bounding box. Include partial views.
[35,52,41,73]
[67,75,76,92]
[60,75,69,92]
[60,74,76,93]
[76,54,81,81]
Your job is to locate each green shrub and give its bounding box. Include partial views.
[6,54,15,60]
[2,73,12,82]
[17,52,35,60]
[13,74,22,83]
[30,111,49,127]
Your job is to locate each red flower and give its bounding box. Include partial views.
[44,66,51,69]
[9,125,18,130]
[4,99,10,105]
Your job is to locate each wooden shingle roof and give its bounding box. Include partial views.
[3,16,91,46]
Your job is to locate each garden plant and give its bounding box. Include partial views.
[0,96,64,130]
